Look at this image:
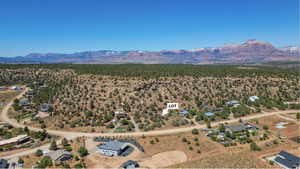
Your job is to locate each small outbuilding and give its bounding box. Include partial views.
[120,160,139,169]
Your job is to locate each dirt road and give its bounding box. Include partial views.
[2,87,299,139]
[1,87,299,159]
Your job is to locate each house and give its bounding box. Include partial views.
[11,86,22,90]
[244,123,260,132]
[225,100,240,106]
[204,112,215,117]
[19,98,29,106]
[162,109,169,116]
[0,159,9,169]
[225,124,248,133]
[98,140,129,157]
[249,96,259,102]
[114,109,128,119]
[179,110,189,116]
[0,87,7,91]
[273,151,300,169]
[40,103,52,112]
[0,135,31,147]
[120,160,139,169]
[47,150,72,163]
[26,90,35,96]
[217,133,225,140]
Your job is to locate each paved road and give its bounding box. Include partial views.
[1,87,299,159]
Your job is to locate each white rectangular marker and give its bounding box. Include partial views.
[167,103,179,110]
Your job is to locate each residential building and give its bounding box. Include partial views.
[273,151,300,169]
[120,160,139,169]
[204,112,215,117]
[225,100,240,106]
[225,124,247,133]
[179,110,189,116]
[0,135,30,147]
[40,103,52,112]
[47,150,72,163]
[249,96,259,102]
[115,109,128,119]
[0,159,9,169]
[98,140,129,157]
[26,90,35,96]
[11,86,21,91]
[19,98,29,106]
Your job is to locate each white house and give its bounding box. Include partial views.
[249,96,259,102]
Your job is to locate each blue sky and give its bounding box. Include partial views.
[0,0,298,57]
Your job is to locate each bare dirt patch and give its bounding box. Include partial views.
[170,150,271,168]
[140,150,187,168]
[256,115,299,139]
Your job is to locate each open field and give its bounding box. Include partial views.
[0,89,21,112]
[255,115,299,139]
[170,149,272,168]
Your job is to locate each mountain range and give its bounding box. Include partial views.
[1,40,299,64]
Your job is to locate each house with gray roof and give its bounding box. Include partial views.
[273,151,300,169]
[0,159,9,169]
[120,160,139,169]
[40,103,52,112]
[98,140,129,157]
[19,98,29,107]
[225,124,248,133]
[47,150,72,162]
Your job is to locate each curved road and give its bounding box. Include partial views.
[1,88,299,159]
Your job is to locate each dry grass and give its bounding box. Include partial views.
[136,132,221,160]
[170,150,271,168]
[256,115,299,138]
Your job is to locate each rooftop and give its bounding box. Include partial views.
[99,140,127,151]
[47,150,72,161]
[225,124,247,132]
[120,160,139,168]
[275,151,300,168]
[0,135,28,146]
[204,112,215,117]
